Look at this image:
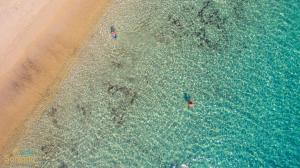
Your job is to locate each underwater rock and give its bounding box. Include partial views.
[192,27,212,47]
[106,82,138,126]
[111,61,123,68]
[52,119,58,125]
[76,104,90,116]
[197,0,225,29]
[46,105,62,128]
[49,107,57,117]
[168,15,183,28]
[47,104,63,117]
[41,144,55,155]
[198,0,212,18]
[150,0,229,51]
[130,92,138,105]
[70,147,79,156]
[58,161,68,168]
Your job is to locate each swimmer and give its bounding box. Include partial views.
[184,93,194,109]
[110,26,117,40]
[188,100,194,109]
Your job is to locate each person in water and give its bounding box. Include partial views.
[110,26,117,40]
[187,100,194,109]
[184,93,194,109]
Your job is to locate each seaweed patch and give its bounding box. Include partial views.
[48,107,58,117]
[168,15,183,29]
[191,27,212,47]
[106,82,138,127]
[58,161,68,168]
[40,144,55,155]
[52,119,58,125]
[149,0,234,52]
[111,60,123,69]
[70,147,79,156]
[76,104,91,116]
[46,105,64,128]
[197,0,226,29]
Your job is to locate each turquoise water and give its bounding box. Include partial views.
[8,0,299,167]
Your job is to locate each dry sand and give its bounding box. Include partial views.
[0,0,111,156]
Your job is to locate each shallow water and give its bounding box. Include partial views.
[7,0,300,167]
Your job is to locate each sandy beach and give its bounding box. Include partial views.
[0,0,111,156]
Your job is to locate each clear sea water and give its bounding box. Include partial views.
[9,0,300,167]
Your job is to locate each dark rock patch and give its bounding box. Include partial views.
[198,0,213,18]
[197,0,226,29]
[192,27,212,47]
[168,15,183,29]
[76,104,91,116]
[58,161,68,168]
[70,147,77,154]
[111,61,123,68]
[149,0,231,52]
[106,82,138,127]
[48,107,57,117]
[52,119,58,125]
[41,144,55,155]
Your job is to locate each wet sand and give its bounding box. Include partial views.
[0,0,111,156]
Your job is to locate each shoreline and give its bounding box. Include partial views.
[0,0,111,157]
